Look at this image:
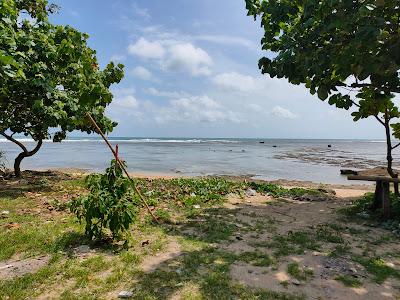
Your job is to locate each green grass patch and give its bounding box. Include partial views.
[353,256,400,284]
[335,274,362,287]
[287,262,314,281]
[238,251,274,267]
[249,182,324,198]
[265,231,320,257]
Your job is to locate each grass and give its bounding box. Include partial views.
[353,256,400,284]
[260,231,320,257]
[335,275,362,287]
[287,263,314,281]
[238,251,274,267]
[2,171,400,298]
[249,182,325,198]
[0,172,312,299]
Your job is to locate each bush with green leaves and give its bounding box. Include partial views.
[70,160,139,240]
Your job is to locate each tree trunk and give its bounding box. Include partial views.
[14,140,43,178]
[384,120,399,196]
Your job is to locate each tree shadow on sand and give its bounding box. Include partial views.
[0,170,70,197]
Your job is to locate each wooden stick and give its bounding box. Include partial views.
[86,113,159,224]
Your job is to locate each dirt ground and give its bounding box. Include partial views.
[2,173,400,299]
[221,190,399,300]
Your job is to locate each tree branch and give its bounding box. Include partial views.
[374,115,386,127]
[392,142,400,150]
[0,132,28,153]
[27,139,43,156]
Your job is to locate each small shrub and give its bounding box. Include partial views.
[70,160,139,240]
[287,262,314,281]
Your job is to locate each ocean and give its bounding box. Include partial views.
[0,138,398,184]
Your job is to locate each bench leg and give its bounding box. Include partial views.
[382,182,391,219]
[371,181,383,210]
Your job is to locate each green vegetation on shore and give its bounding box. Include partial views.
[1,171,400,299]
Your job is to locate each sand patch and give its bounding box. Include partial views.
[0,255,50,280]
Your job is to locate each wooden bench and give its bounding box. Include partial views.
[347,175,400,218]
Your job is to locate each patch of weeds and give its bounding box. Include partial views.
[372,234,395,246]
[80,255,109,273]
[262,231,320,257]
[280,280,289,288]
[316,224,344,243]
[347,226,369,235]
[120,251,141,265]
[329,243,351,257]
[249,182,323,198]
[154,209,173,224]
[238,251,274,267]
[353,256,400,283]
[340,193,400,235]
[190,216,235,243]
[287,263,314,281]
[335,275,362,287]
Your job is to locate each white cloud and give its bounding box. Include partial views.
[163,43,213,76]
[152,96,241,124]
[128,36,212,77]
[128,38,165,59]
[131,66,153,80]
[194,35,257,51]
[271,106,298,119]
[213,72,259,92]
[144,87,189,98]
[114,95,139,110]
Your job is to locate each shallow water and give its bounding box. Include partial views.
[1,138,398,184]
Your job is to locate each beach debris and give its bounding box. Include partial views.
[193,204,201,209]
[141,240,150,247]
[328,144,332,148]
[293,194,329,202]
[190,192,196,197]
[291,279,301,285]
[340,169,358,175]
[1,210,10,215]
[235,236,244,241]
[259,141,265,144]
[317,188,336,195]
[118,291,133,298]
[246,188,257,197]
[272,145,277,148]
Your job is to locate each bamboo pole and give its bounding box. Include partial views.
[86,113,159,224]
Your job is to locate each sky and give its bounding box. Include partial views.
[50,0,387,139]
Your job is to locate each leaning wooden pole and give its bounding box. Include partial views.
[86,113,159,224]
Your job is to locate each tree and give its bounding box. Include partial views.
[0,0,124,177]
[245,1,400,182]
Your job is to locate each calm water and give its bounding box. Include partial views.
[1,138,398,184]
